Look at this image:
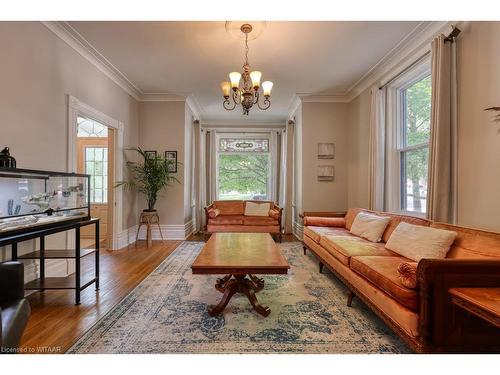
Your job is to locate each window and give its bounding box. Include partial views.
[216,136,271,200]
[398,75,431,214]
[77,116,108,137]
[85,147,108,203]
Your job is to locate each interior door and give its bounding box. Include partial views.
[77,137,108,240]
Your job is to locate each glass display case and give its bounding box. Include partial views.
[0,167,90,236]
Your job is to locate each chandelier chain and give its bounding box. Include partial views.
[244,32,249,66]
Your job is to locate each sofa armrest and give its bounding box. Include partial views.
[299,211,346,219]
[0,261,25,305]
[417,259,500,349]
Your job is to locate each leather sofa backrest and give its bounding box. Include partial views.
[378,212,431,243]
[431,222,500,259]
[213,200,245,216]
[345,208,377,230]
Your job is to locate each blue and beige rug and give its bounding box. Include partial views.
[68,241,410,353]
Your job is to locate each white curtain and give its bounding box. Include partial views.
[368,86,386,211]
[427,34,457,223]
[194,123,206,232]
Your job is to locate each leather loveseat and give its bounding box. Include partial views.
[205,200,282,241]
[0,261,31,354]
[301,208,500,353]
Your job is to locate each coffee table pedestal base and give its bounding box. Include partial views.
[208,274,270,317]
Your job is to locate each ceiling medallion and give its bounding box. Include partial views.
[220,23,273,115]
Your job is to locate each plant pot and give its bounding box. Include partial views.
[143,208,157,213]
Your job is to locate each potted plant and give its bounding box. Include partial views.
[115,147,179,212]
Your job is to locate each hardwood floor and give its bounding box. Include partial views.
[20,239,181,353]
[20,232,296,353]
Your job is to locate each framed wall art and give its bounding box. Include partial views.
[144,150,157,160]
[165,151,177,173]
[318,143,335,159]
[317,165,334,182]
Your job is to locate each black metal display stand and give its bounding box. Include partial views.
[0,218,100,305]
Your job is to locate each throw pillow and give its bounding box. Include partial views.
[397,262,418,289]
[385,222,457,261]
[269,209,280,220]
[349,212,391,242]
[244,202,271,216]
[207,208,220,218]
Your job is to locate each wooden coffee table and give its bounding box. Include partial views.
[191,233,289,317]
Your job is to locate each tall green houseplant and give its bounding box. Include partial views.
[116,148,179,212]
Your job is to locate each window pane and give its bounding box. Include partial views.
[401,147,428,213]
[219,138,269,153]
[218,154,269,200]
[84,147,108,204]
[403,75,431,147]
[86,147,94,161]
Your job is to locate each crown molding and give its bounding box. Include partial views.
[297,93,351,103]
[139,93,186,102]
[344,21,453,101]
[201,120,285,128]
[185,94,204,120]
[42,21,143,100]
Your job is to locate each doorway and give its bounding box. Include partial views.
[76,116,115,250]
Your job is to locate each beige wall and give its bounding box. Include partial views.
[347,87,371,209]
[301,102,349,212]
[138,101,186,226]
[456,22,500,232]
[0,22,140,231]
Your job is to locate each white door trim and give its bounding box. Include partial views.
[67,95,124,250]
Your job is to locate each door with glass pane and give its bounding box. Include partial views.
[76,116,112,245]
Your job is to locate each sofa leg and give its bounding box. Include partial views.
[347,291,355,307]
[303,246,307,255]
[319,262,324,274]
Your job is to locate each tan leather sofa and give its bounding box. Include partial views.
[205,200,282,241]
[302,208,500,353]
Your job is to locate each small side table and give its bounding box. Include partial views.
[450,287,500,328]
[136,211,164,247]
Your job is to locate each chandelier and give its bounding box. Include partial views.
[220,23,273,115]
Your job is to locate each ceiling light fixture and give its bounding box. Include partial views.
[220,23,273,115]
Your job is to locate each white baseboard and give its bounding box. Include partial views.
[293,220,304,240]
[116,220,197,249]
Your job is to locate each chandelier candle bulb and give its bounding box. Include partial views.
[262,81,273,97]
[250,71,262,88]
[229,72,242,89]
[220,81,231,97]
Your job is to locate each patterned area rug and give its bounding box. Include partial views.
[69,241,410,353]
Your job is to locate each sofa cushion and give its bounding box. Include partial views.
[345,208,377,230]
[350,212,391,242]
[243,216,278,226]
[320,235,395,266]
[303,226,352,244]
[378,212,431,243]
[244,201,271,216]
[385,222,457,261]
[303,216,346,228]
[350,256,419,311]
[208,215,244,225]
[213,200,244,216]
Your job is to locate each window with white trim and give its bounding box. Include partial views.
[397,74,431,214]
[216,135,272,201]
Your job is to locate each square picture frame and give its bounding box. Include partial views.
[144,150,157,160]
[317,165,335,181]
[165,151,177,173]
[318,143,335,159]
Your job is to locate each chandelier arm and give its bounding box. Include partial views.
[257,96,271,110]
[223,96,237,111]
[253,90,260,104]
[233,89,242,104]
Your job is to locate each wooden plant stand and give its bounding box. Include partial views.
[136,211,164,247]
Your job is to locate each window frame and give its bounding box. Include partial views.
[386,58,431,217]
[214,132,274,201]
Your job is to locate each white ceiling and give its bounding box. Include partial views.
[68,21,422,123]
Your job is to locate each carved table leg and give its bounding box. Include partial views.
[208,274,271,317]
[248,274,265,291]
[215,274,232,292]
[347,291,355,307]
[319,262,324,274]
